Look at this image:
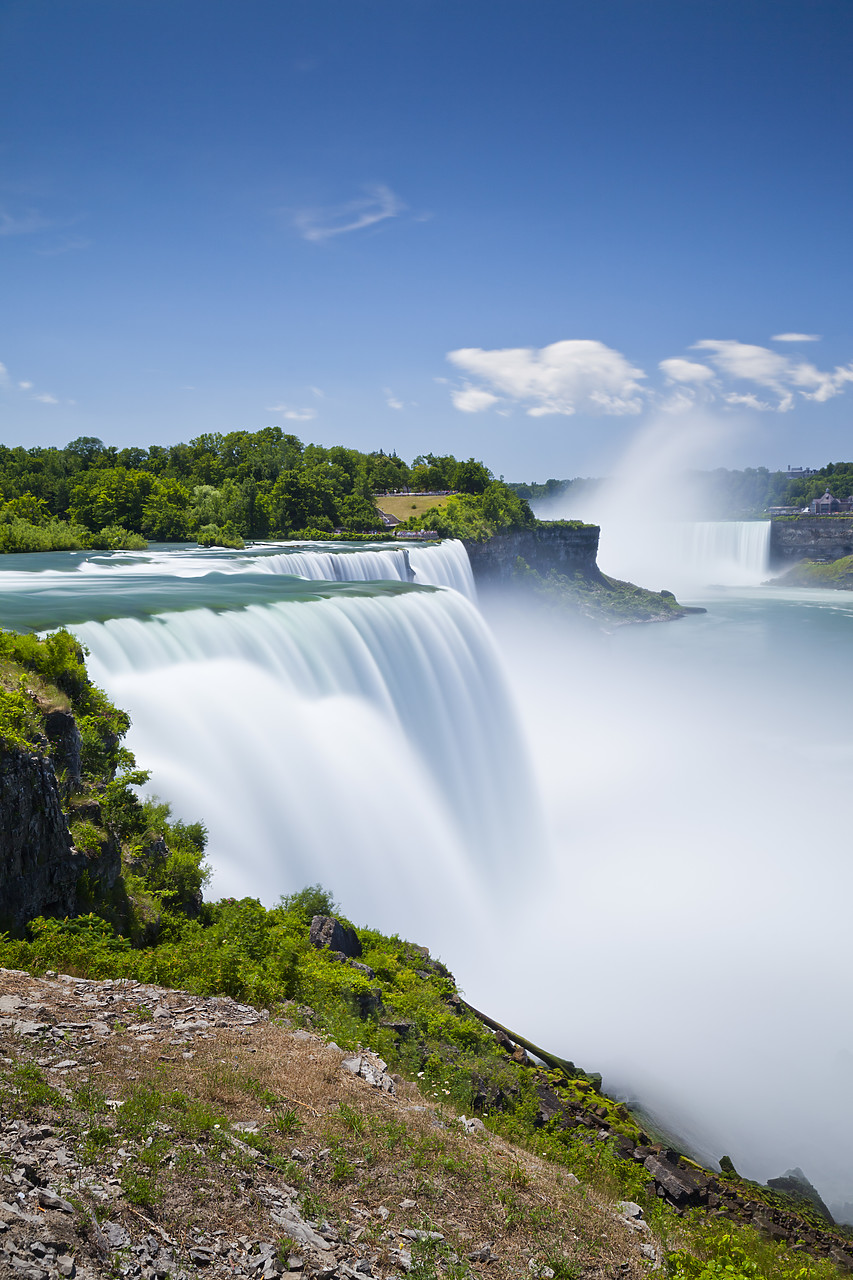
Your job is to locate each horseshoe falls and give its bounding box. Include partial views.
[0,539,534,937]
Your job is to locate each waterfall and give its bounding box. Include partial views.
[596,520,772,593]
[72,583,539,918]
[68,538,476,599]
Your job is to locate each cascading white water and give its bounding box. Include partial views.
[73,583,539,921]
[595,519,772,593]
[67,538,476,599]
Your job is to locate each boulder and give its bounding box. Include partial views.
[309,915,362,958]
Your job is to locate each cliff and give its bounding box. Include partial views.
[0,746,97,933]
[770,516,853,566]
[0,628,206,937]
[464,521,601,583]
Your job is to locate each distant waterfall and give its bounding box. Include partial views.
[74,585,539,913]
[684,522,772,583]
[596,520,772,593]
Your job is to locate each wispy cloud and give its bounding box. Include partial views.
[293,184,405,243]
[308,386,325,399]
[691,338,853,410]
[0,363,9,387]
[383,387,404,410]
[772,332,821,342]
[35,235,91,257]
[447,340,646,417]
[0,207,49,237]
[266,403,317,421]
[33,392,58,405]
[18,380,32,390]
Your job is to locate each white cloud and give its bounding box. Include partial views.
[693,338,853,411]
[33,393,58,404]
[788,360,853,402]
[266,404,316,421]
[772,332,821,342]
[383,388,404,410]
[0,363,9,387]
[447,340,645,417]
[18,380,32,390]
[723,392,777,412]
[659,357,714,384]
[309,386,325,399]
[692,339,791,391]
[451,386,500,413]
[293,184,405,243]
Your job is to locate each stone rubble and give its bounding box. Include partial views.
[0,968,421,1280]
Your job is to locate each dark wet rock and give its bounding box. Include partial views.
[44,711,82,788]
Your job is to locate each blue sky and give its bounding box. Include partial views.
[1,0,852,479]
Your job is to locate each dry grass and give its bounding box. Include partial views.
[82,1019,652,1279]
[376,495,452,521]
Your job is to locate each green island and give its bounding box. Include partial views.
[0,631,850,1279]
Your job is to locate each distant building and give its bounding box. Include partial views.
[786,465,817,479]
[810,490,840,514]
[807,489,853,515]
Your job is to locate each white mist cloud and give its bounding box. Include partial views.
[772,332,821,342]
[384,388,404,410]
[266,404,316,421]
[293,184,405,243]
[33,392,58,404]
[0,363,8,387]
[18,380,32,390]
[447,340,646,417]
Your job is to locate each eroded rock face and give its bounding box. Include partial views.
[770,516,853,565]
[309,915,363,958]
[0,747,80,932]
[0,741,120,934]
[464,525,601,584]
[43,710,82,789]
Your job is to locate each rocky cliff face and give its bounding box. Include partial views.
[0,720,119,935]
[770,517,853,566]
[464,523,601,584]
[0,747,83,932]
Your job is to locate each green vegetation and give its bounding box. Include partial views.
[0,433,532,550]
[397,483,535,541]
[513,557,687,627]
[774,555,853,589]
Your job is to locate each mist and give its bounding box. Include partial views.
[470,588,853,1207]
[456,411,853,1208]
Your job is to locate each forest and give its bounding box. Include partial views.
[0,431,532,551]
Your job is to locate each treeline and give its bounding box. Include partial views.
[0,431,531,551]
[511,464,853,518]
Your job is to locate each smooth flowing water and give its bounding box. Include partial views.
[0,535,850,1208]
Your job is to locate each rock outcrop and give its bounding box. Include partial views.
[0,747,84,933]
[770,516,853,566]
[464,523,601,585]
